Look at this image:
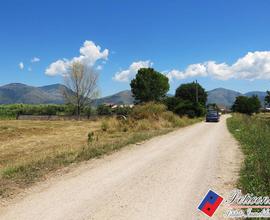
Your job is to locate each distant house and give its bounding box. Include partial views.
[104,103,134,109]
[215,104,231,113]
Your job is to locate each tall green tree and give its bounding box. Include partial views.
[264,91,270,107]
[175,82,207,105]
[232,95,261,115]
[164,82,207,118]
[130,68,169,103]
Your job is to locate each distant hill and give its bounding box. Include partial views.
[38,84,69,102]
[0,83,66,104]
[94,90,134,106]
[0,83,134,105]
[244,91,266,105]
[0,83,267,107]
[207,88,242,107]
[207,88,267,107]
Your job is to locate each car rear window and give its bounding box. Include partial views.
[207,111,218,116]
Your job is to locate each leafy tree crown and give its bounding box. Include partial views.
[130,68,169,103]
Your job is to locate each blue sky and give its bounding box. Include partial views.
[0,0,270,96]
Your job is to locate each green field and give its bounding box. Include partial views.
[227,114,270,195]
[0,104,75,119]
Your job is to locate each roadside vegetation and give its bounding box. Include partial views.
[164,82,207,118]
[227,114,270,195]
[0,103,130,119]
[0,104,78,119]
[231,95,261,115]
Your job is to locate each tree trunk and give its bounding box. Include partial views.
[77,104,80,120]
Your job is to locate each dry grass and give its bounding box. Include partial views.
[255,112,270,120]
[0,104,201,198]
[0,120,100,169]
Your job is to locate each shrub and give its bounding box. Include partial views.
[97,105,113,116]
[101,120,109,131]
[164,96,206,118]
[83,106,93,118]
[174,101,205,118]
[87,132,94,144]
[163,97,181,112]
[161,111,182,127]
[113,106,132,116]
[130,102,167,120]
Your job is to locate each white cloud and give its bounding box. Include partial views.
[113,60,153,82]
[96,65,103,70]
[167,51,270,81]
[31,57,40,63]
[45,40,109,76]
[19,62,24,70]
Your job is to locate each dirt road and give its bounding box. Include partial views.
[0,115,242,220]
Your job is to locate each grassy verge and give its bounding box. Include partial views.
[0,103,201,198]
[227,114,270,195]
[0,129,171,197]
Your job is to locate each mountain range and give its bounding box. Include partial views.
[0,83,266,107]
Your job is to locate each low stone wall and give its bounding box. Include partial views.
[17,115,97,121]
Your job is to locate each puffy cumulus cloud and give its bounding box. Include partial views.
[113,60,153,82]
[19,62,24,70]
[166,51,270,81]
[232,51,270,80]
[96,65,103,71]
[45,40,109,76]
[31,57,40,63]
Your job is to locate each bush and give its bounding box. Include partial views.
[163,97,181,112]
[113,106,132,116]
[83,106,93,118]
[101,121,109,131]
[130,102,167,120]
[93,102,201,139]
[97,105,113,116]
[161,111,178,123]
[87,132,94,144]
[173,100,205,118]
[164,95,206,118]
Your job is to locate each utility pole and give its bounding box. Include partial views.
[195,80,198,103]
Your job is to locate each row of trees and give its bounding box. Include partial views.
[63,64,208,118]
[231,90,270,115]
[232,96,261,115]
[130,68,207,117]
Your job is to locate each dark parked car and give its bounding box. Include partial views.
[206,110,219,122]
